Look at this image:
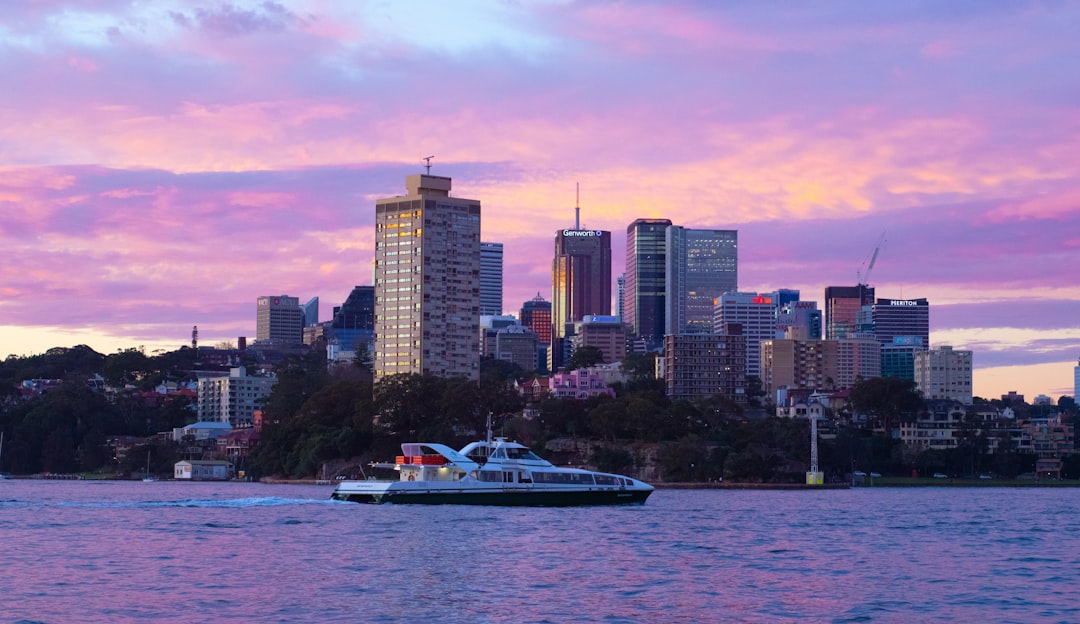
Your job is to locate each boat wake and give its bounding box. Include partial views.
[3,497,345,509]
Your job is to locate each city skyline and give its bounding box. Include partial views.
[1,2,1079,399]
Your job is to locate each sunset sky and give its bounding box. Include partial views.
[2,1,1078,400]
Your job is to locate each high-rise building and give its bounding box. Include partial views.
[760,337,880,400]
[197,367,277,427]
[301,297,319,327]
[666,227,738,335]
[624,218,671,347]
[776,301,822,340]
[1074,357,1080,400]
[881,337,924,381]
[551,228,611,339]
[479,242,503,316]
[570,315,627,365]
[915,345,973,405]
[663,329,746,403]
[330,286,375,354]
[520,293,552,346]
[714,292,778,380]
[824,285,874,339]
[872,298,929,347]
[256,295,303,344]
[616,274,625,322]
[374,174,481,380]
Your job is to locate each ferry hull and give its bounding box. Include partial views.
[331,485,652,506]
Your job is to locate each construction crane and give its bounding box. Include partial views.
[857,231,886,286]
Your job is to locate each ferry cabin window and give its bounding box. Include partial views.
[477,471,501,482]
[593,475,617,486]
[531,472,596,484]
[504,447,542,461]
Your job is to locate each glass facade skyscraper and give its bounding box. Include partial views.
[480,242,503,316]
[624,218,671,346]
[666,227,738,335]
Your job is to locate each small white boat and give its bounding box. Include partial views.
[331,438,653,506]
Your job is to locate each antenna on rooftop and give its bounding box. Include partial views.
[423,155,434,174]
[575,182,580,229]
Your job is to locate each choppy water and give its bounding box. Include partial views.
[1,480,1078,623]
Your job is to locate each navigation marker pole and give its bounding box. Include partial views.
[806,415,824,485]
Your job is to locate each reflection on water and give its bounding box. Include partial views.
[2,481,1079,622]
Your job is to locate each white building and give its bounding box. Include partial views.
[914,346,973,405]
[197,367,276,427]
[174,460,234,480]
[714,292,778,380]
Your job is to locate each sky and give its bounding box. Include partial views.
[1,0,1079,400]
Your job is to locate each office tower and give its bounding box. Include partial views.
[330,285,375,353]
[374,174,481,381]
[624,218,672,347]
[666,227,738,335]
[824,285,875,339]
[300,297,319,327]
[479,315,519,357]
[494,325,539,373]
[256,295,302,344]
[1075,357,1080,400]
[770,289,800,310]
[881,337,924,381]
[520,293,552,346]
[663,329,746,403]
[915,345,973,405]
[480,242,504,316]
[616,274,625,321]
[551,228,611,339]
[776,301,822,340]
[760,337,880,400]
[871,298,929,346]
[714,292,778,380]
[197,366,276,427]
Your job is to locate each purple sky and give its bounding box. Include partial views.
[2,1,1079,399]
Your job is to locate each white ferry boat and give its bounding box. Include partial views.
[331,438,653,506]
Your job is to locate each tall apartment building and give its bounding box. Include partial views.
[256,295,303,344]
[662,330,746,403]
[915,345,973,405]
[1073,357,1079,399]
[520,293,552,346]
[824,285,874,339]
[197,367,276,427]
[760,338,881,400]
[479,242,503,316]
[374,174,481,381]
[624,218,671,347]
[551,228,611,338]
[714,292,778,380]
[665,227,738,335]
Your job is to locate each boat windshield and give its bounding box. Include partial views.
[498,447,542,461]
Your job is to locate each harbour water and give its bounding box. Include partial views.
[2,480,1078,623]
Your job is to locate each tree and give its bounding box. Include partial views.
[565,346,604,371]
[847,377,924,434]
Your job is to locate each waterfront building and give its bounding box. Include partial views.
[662,330,746,403]
[714,292,777,380]
[665,226,738,335]
[480,242,504,316]
[196,367,276,427]
[914,345,973,405]
[624,218,672,348]
[374,174,481,380]
[256,295,303,345]
[824,285,874,340]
